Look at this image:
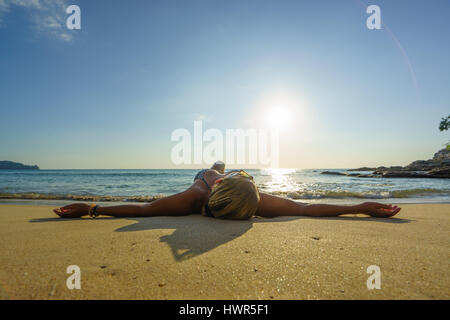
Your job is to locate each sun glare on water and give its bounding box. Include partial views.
[264,168,296,176]
[260,168,298,193]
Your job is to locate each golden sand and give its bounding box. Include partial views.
[0,204,448,299]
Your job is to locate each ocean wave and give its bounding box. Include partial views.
[104,184,132,189]
[390,188,450,198]
[1,188,449,202]
[267,188,450,200]
[0,193,165,202]
[3,171,192,178]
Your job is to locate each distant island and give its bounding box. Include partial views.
[0,161,40,170]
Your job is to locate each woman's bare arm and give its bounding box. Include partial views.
[99,185,208,217]
[53,184,208,218]
[256,193,400,218]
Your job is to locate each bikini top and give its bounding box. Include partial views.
[193,169,212,191]
[193,168,242,192]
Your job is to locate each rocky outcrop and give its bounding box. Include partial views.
[347,167,377,172]
[376,149,450,178]
[321,148,450,179]
[433,148,450,161]
[0,161,40,170]
[321,171,374,178]
[321,171,347,176]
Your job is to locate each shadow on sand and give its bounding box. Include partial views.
[30,214,412,262]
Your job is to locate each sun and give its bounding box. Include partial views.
[265,106,292,130]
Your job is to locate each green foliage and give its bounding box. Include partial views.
[439,115,450,149]
[439,115,450,131]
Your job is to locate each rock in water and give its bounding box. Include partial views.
[320,171,347,176]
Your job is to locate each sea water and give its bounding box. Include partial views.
[0,169,449,205]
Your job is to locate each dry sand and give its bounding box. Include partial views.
[0,203,448,300]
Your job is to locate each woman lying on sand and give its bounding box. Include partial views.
[53,161,401,219]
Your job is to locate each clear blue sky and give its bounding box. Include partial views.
[0,0,449,169]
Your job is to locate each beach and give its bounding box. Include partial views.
[0,203,448,300]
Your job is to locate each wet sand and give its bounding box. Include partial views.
[0,203,448,299]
